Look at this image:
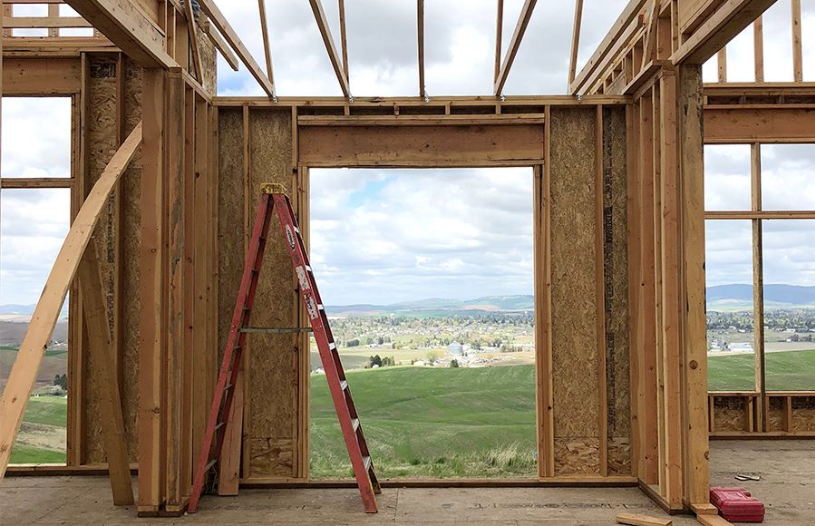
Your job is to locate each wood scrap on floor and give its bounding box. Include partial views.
[615,513,672,526]
[696,514,735,526]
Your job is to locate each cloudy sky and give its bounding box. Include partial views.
[1,1,815,306]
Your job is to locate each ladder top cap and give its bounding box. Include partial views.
[261,182,288,195]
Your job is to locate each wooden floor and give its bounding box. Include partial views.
[1,440,813,525]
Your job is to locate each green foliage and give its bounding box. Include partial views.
[450,359,459,368]
[53,373,68,390]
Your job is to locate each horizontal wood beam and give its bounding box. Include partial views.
[297,114,546,126]
[0,122,143,478]
[494,0,538,95]
[197,0,276,98]
[308,0,350,97]
[4,16,92,28]
[704,106,815,142]
[64,0,174,68]
[673,0,778,65]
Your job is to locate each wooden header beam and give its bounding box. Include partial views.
[308,0,351,98]
[64,0,174,68]
[197,0,276,99]
[673,0,779,65]
[494,0,538,95]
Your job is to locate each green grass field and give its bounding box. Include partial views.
[310,365,537,479]
[708,349,815,391]
[10,396,67,464]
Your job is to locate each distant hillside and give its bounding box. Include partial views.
[707,284,815,311]
[327,295,534,316]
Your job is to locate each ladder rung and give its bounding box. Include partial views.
[215,421,225,432]
[363,456,372,472]
[329,342,336,351]
[224,383,233,392]
[318,304,325,311]
[351,418,360,432]
[340,380,348,391]
[205,458,218,472]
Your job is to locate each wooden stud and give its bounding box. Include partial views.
[791,0,803,82]
[595,105,608,477]
[138,68,166,515]
[0,122,142,478]
[751,143,766,432]
[753,16,764,82]
[658,69,684,511]
[537,107,555,478]
[717,48,727,83]
[626,100,642,480]
[679,64,711,508]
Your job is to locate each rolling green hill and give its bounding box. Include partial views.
[310,365,537,479]
[708,349,815,391]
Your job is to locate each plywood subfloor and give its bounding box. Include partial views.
[2,440,814,525]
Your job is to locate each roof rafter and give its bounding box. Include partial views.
[197,0,276,99]
[257,0,275,85]
[495,0,503,83]
[182,0,203,80]
[308,0,351,98]
[418,0,425,97]
[494,0,538,96]
[568,0,584,86]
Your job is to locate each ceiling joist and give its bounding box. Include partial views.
[308,0,351,98]
[494,0,538,96]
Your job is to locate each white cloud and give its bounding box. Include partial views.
[309,168,533,305]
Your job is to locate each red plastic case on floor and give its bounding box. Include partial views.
[710,487,765,523]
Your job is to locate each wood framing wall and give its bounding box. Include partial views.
[213,100,632,484]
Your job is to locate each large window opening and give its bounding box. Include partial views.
[1,97,73,464]
[308,167,536,479]
[705,143,815,394]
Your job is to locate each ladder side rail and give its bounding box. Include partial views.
[271,194,378,512]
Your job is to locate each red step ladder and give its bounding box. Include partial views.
[188,183,381,514]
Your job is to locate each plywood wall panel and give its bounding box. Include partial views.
[549,107,601,475]
[81,56,120,465]
[245,109,297,479]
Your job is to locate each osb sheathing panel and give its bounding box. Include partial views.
[549,107,600,475]
[197,27,217,95]
[767,397,786,432]
[246,109,297,478]
[713,397,749,432]
[120,59,143,462]
[791,397,815,432]
[603,106,631,475]
[217,109,298,479]
[82,57,120,464]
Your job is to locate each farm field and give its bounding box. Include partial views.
[10,396,67,465]
[310,364,537,479]
[708,348,815,391]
